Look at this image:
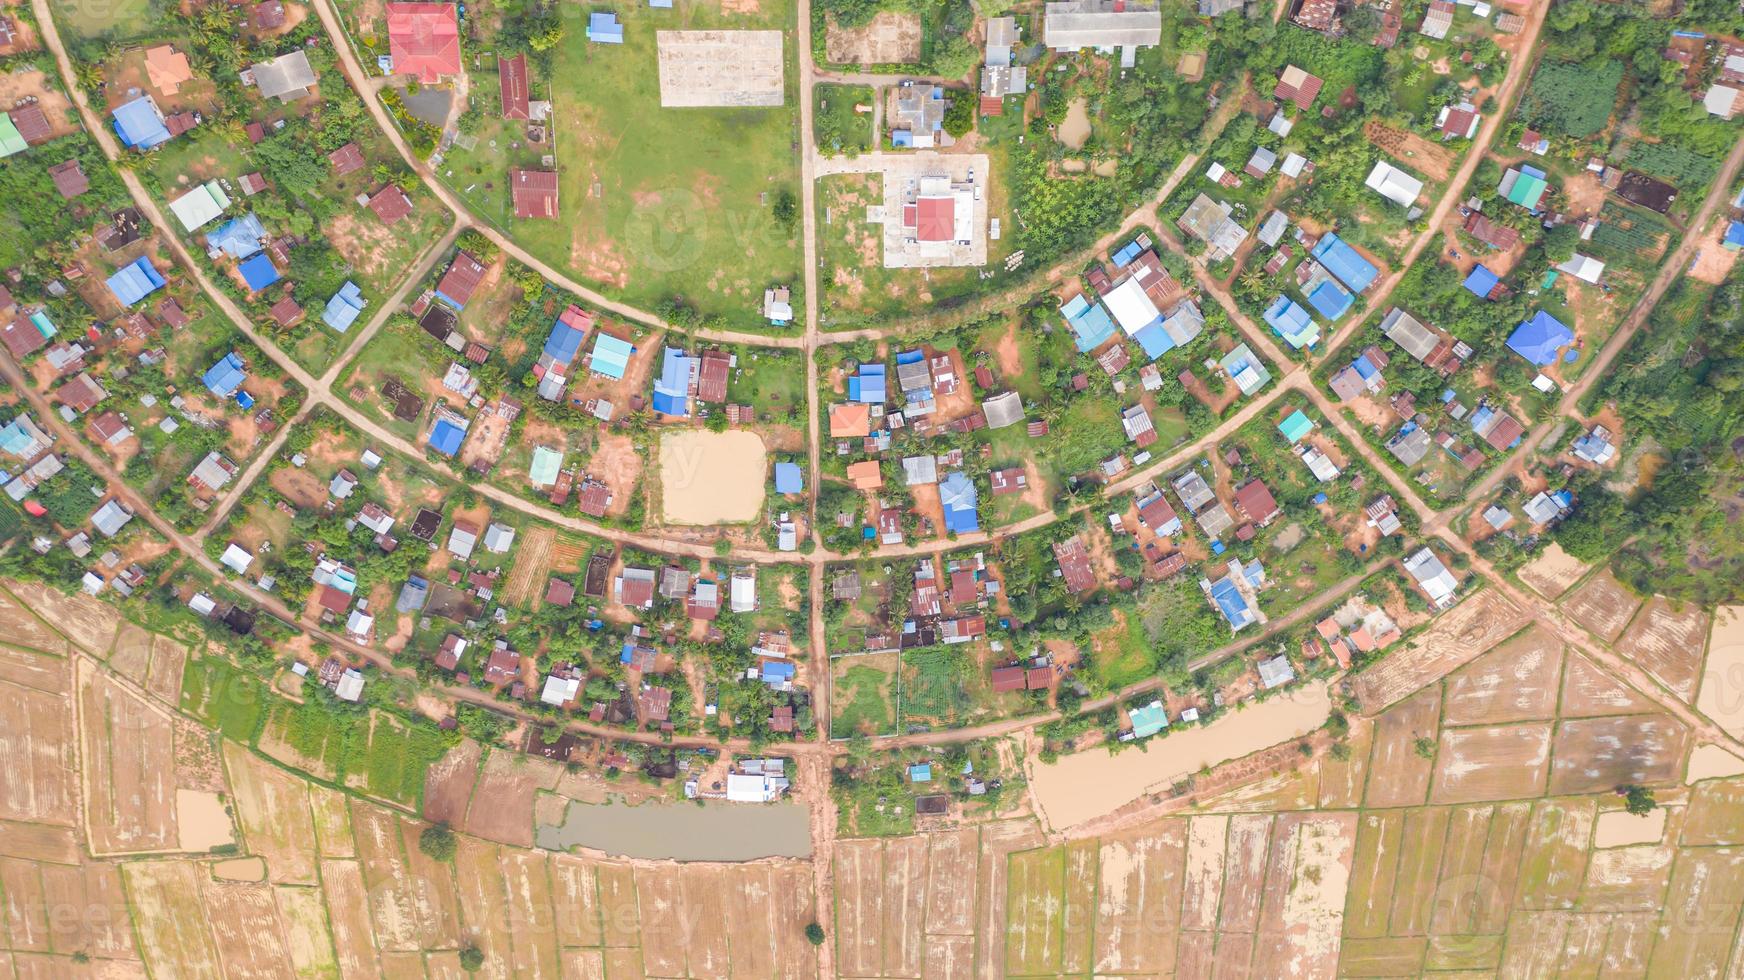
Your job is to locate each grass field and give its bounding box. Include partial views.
[832,654,898,736]
[814,83,874,157]
[181,658,269,741]
[461,0,802,328]
[48,0,153,39]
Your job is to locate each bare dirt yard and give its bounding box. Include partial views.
[824,10,922,65]
[1363,120,1454,182]
[1517,542,1592,600]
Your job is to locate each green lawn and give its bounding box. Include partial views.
[49,0,153,39]
[181,659,269,742]
[814,83,874,157]
[831,657,897,736]
[459,0,803,328]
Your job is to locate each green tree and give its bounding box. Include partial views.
[419,823,457,862]
[1620,784,1657,816]
[459,945,485,972]
[805,922,826,946]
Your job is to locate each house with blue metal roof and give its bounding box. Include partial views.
[1506,310,1573,366]
[323,281,366,332]
[238,253,280,292]
[111,97,172,150]
[202,352,247,397]
[1725,221,1744,250]
[939,470,980,534]
[587,12,623,42]
[1463,264,1500,299]
[589,334,634,380]
[908,763,932,782]
[651,347,694,416]
[1304,277,1353,321]
[847,362,887,403]
[1131,322,1174,359]
[760,660,796,690]
[1206,573,1255,630]
[1264,296,1320,349]
[1111,240,1144,268]
[428,416,467,456]
[542,318,587,368]
[1060,294,1116,352]
[106,258,165,307]
[774,462,803,495]
[207,213,268,259]
[1309,233,1378,292]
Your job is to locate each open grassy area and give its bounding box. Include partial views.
[832,654,898,736]
[48,0,154,39]
[456,0,803,329]
[814,82,874,157]
[180,658,269,742]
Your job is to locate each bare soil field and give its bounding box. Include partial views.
[1614,596,1710,703]
[123,861,223,978]
[1696,606,1744,738]
[1429,723,1553,803]
[1520,540,1590,596]
[319,858,380,978]
[1365,686,1440,808]
[1363,120,1454,181]
[78,661,179,853]
[1560,568,1643,642]
[420,737,482,827]
[222,741,318,885]
[1560,651,1658,718]
[1440,625,1564,725]
[1350,589,1528,711]
[461,747,563,846]
[7,581,121,656]
[825,10,922,64]
[501,524,556,608]
[1548,714,1690,795]
[0,668,77,827]
[0,585,69,654]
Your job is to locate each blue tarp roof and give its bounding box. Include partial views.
[207,214,268,259]
[1726,221,1744,248]
[322,281,365,332]
[1208,575,1255,629]
[542,320,586,365]
[651,347,693,416]
[848,363,886,403]
[774,462,803,494]
[587,12,623,41]
[1132,322,1174,360]
[429,419,465,456]
[1061,294,1116,352]
[895,349,925,365]
[1507,310,1574,365]
[1463,264,1500,299]
[590,334,633,380]
[1305,280,1353,321]
[1353,354,1381,380]
[105,258,165,307]
[202,352,247,397]
[1311,233,1378,292]
[939,470,980,534]
[238,253,280,291]
[111,97,171,150]
[761,661,796,683]
[1262,296,1311,341]
[1111,241,1144,268]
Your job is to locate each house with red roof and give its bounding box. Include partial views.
[510,169,559,219]
[386,3,461,84]
[499,53,530,119]
[366,184,415,225]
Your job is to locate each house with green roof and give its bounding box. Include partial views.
[1278,410,1315,444]
[1126,700,1168,740]
[0,114,25,157]
[588,334,634,380]
[528,446,563,488]
[1499,164,1547,211]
